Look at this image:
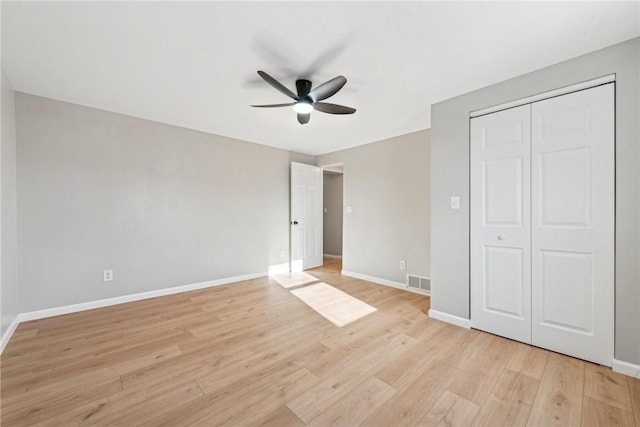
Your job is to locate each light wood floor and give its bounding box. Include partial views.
[2,258,639,426]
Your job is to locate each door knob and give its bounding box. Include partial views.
[292,220,299,225]
[497,234,504,240]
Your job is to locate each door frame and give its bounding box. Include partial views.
[321,163,345,261]
[470,74,615,118]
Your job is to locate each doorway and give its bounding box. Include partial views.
[290,162,322,272]
[322,165,344,262]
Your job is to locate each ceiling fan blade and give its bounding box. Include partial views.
[313,102,356,114]
[308,76,347,102]
[297,113,311,124]
[257,71,298,100]
[250,103,295,108]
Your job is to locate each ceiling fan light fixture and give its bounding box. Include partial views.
[253,71,355,123]
[293,101,313,114]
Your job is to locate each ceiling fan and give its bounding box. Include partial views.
[251,70,356,125]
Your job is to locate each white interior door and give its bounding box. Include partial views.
[531,84,614,366]
[291,162,322,272]
[470,105,532,343]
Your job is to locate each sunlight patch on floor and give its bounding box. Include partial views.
[270,271,320,289]
[291,282,378,327]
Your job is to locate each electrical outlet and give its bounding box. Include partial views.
[450,196,460,210]
[280,249,286,259]
[103,270,113,282]
[400,260,406,270]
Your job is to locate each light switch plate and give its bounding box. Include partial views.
[450,196,460,210]
[346,205,353,214]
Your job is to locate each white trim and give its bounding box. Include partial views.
[470,74,615,118]
[1,272,265,354]
[428,309,471,329]
[323,254,343,259]
[0,315,21,354]
[341,270,428,296]
[320,163,344,174]
[19,272,266,322]
[612,359,640,379]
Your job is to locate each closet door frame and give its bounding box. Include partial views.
[469,75,615,366]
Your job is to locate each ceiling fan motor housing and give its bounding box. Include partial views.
[296,79,313,97]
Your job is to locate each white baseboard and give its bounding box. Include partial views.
[323,254,342,259]
[20,271,266,322]
[428,309,471,329]
[0,271,266,354]
[341,270,428,296]
[0,315,21,354]
[612,358,640,378]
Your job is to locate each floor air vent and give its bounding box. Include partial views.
[407,275,430,293]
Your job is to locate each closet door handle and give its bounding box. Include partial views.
[497,234,504,240]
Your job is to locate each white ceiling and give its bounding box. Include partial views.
[3,2,639,155]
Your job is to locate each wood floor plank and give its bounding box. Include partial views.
[1,377,122,426]
[507,343,550,380]
[195,341,328,395]
[526,352,585,426]
[7,327,38,341]
[78,380,203,426]
[581,396,635,426]
[5,335,189,394]
[2,366,119,408]
[630,377,640,425]
[318,311,397,350]
[491,368,540,407]
[244,315,336,355]
[286,333,415,423]
[374,322,465,390]
[361,357,461,426]
[306,325,414,379]
[419,390,480,427]
[472,368,540,426]
[584,362,633,411]
[474,397,531,427]
[120,345,254,391]
[254,405,305,427]
[305,376,397,427]
[2,258,637,427]
[447,333,517,405]
[141,364,313,426]
[203,368,320,426]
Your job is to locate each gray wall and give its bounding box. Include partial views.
[16,93,313,312]
[1,70,19,336]
[323,171,343,256]
[430,37,640,365]
[317,129,430,283]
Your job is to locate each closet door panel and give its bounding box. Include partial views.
[470,105,531,343]
[531,84,614,366]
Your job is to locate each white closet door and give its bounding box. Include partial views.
[531,84,614,366]
[470,105,532,343]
